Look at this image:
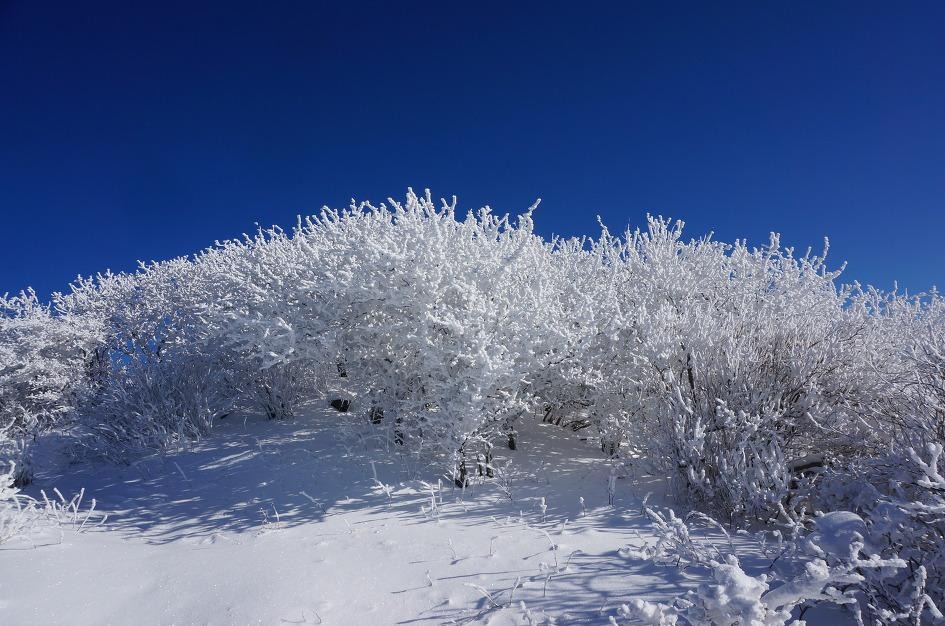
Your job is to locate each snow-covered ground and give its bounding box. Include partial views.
[1,408,848,625]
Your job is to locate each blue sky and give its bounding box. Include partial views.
[1,1,942,299]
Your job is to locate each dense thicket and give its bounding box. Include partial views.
[2,191,943,621]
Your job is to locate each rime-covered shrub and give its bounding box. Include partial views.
[83,352,236,459]
[57,252,243,455]
[3,190,943,529]
[0,290,105,480]
[199,192,555,480]
[621,505,937,626]
[527,218,889,521]
[810,433,945,622]
[1,461,107,546]
[793,298,945,623]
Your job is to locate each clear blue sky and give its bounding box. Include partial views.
[1,1,942,299]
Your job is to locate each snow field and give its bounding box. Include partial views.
[3,409,706,625]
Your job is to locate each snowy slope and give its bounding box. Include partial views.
[0,408,849,625]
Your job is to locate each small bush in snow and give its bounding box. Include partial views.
[0,462,106,546]
[623,503,942,626]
